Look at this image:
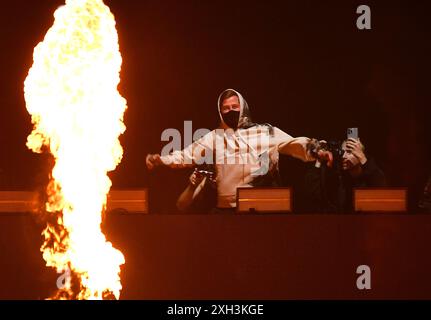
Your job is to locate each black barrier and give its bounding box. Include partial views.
[1,213,431,300]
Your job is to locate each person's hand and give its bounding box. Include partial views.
[189,169,205,187]
[317,149,334,168]
[345,138,367,165]
[146,154,163,170]
[308,139,333,168]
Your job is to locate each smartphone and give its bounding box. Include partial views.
[347,128,359,140]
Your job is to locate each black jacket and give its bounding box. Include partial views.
[300,157,387,213]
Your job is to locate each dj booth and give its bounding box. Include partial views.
[1,211,431,300]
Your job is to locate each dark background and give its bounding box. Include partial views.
[0,0,430,212]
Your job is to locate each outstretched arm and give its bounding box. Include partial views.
[275,128,333,166]
[146,131,214,170]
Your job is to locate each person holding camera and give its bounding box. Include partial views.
[176,167,217,212]
[300,137,387,213]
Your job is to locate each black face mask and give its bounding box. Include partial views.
[222,111,240,130]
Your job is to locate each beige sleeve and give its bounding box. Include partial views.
[273,127,315,162]
[160,131,214,168]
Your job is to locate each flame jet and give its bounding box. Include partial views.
[24,0,127,300]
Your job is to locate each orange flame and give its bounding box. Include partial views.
[24,0,126,300]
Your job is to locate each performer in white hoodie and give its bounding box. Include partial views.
[147,89,331,211]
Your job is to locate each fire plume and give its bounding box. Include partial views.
[24,0,127,299]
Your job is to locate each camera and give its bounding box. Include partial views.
[197,169,215,180]
[315,140,344,170]
[194,165,216,184]
[320,141,343,157]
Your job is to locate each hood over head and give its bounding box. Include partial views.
[217,89,254,129]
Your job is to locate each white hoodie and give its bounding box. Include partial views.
[160,89,315,208]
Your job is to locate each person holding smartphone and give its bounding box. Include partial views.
[300,130,387,213]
